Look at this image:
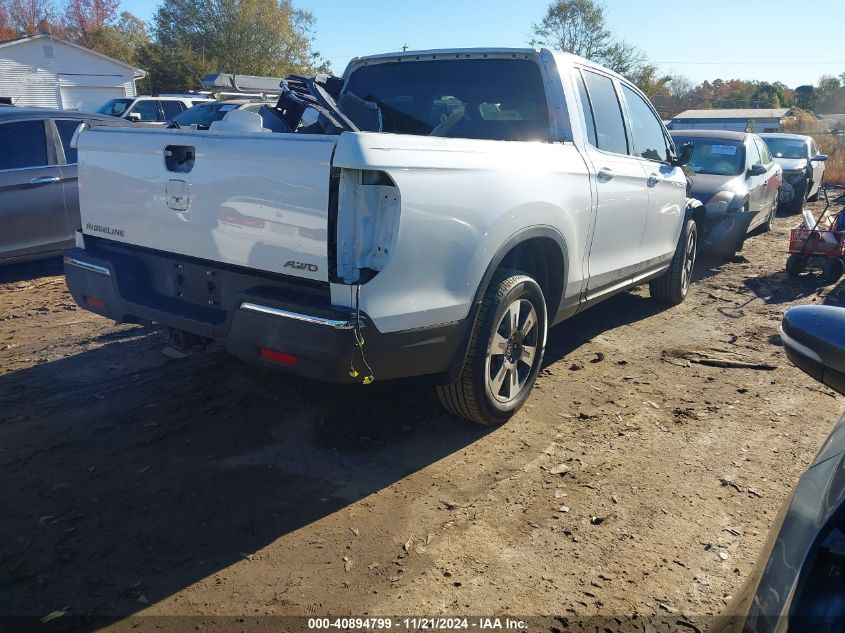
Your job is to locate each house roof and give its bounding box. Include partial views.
[673,108,789,120]
[0,33,145,78]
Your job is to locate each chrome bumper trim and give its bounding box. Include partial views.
[240,302,354,330]
[780,326,822,363]
[63,255,111,276]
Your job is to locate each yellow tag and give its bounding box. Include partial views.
[349,369,359,378]
[363,375,374,385]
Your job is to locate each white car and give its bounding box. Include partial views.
[95,96,214,125]
[759,133,828,212]
[171,99,280,131]
[65,48,697,425]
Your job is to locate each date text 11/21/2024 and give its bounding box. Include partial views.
[307,617,528,630]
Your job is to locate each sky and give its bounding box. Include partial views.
[118,0,845,88]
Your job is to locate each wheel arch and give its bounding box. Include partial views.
[444,226,568,382]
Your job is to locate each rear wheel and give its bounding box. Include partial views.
[822,258,844,284]
[650,217,697,305]
[437,270,547,426]
[786,253,806,279]
[762,198,777,232]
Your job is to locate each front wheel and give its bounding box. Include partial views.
[437,270,547,426]
[650,217,697,305]
[762,199,776,232]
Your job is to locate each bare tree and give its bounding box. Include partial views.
[7,0,54,35]
[530,0,644,76]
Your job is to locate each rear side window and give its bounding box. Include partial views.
[575,72,598,147]
[0,120,48,170]
[621,84,668,162]
[129,100,161,122]
[581,70,628,155]
[161,101,185,119]
[342,59,551,141]
[55,119,82,163]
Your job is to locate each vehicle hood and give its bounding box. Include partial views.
[774,157,809,172]
[688,173,745,205]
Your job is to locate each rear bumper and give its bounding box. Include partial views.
[63,240,467,383]
[699,209,756,254]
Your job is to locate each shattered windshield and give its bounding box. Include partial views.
[341,59,551,141]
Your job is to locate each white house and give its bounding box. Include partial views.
[0,34,145,111]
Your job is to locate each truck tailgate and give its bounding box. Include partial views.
[77,127,337,282]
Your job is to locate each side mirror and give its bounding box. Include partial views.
[812,154,829,162]
[782,305,845,396]
[748,163,767,176]
[672,141,694,167]
[127,112,141,122]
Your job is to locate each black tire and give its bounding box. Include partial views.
[650,217,697,305]
[436,270,547,426]
[786,253,805,279]
[761,199,776,232]
[822,258,844,284]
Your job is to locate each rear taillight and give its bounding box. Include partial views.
[259,347,298,366]
[85,295,105,309]
[299,227,327,241]
[217,210,265,229]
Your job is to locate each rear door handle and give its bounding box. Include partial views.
[28,176,61,186]
[596,168,614,183]
[647,173,660,187]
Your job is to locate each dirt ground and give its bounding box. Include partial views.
[2,202,845,632]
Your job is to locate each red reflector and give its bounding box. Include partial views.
[259,347,298,366]
[217,210,265,229]
[85,295,105,309]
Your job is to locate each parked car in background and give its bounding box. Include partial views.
[759,133,828,213]
[96,95,213,125]
[0,108,118,264]
[171,99,280,131]
[670,130,782,257]
[714,304,845,632]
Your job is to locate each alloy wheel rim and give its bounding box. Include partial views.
[485,299,539,403]
[682,230,696,292]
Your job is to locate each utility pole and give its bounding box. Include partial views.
[401,44,408,52]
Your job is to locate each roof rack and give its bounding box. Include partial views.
[200,73,283,98]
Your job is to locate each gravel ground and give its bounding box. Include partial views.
[1,203,844,632]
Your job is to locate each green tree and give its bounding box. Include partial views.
[816,75,844,114]
[751,82,783,108]
[86,11,148,66]
[530,0,645,76]
[795,85,817,111]
[144,0,326,92]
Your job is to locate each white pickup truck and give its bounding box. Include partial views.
[64,48,697,425]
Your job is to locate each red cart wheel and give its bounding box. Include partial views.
[823,258,844,284]
[786,253,806,279]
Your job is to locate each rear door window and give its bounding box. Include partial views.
[54,119,82,163]
[160,101,185,120]
[129,100,161,122]
[575,72,598,147]
[621,84,668,162]
[0,120,49,170]
[581,70,628,155]
[342,58,551,141]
